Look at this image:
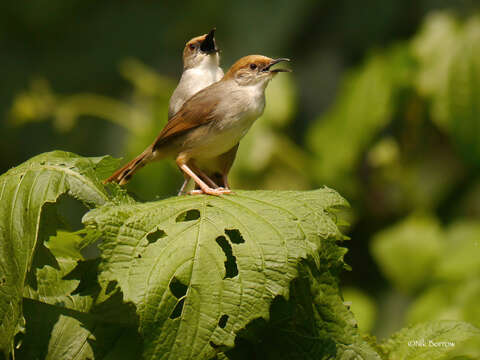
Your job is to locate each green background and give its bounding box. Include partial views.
[1,0,480,340]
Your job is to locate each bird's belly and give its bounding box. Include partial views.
[184,114,255,160]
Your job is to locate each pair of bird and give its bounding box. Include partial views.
[105,29,290,196]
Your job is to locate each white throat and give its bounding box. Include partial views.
[169,54,224,118]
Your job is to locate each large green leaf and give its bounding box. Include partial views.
[83,188,356,360]
[0,151,119,356]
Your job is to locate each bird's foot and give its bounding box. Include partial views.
[188,187,232,196]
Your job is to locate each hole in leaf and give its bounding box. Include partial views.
[137,254,142,258]
[55,193,90,231]
[147,228,166,243]
[169,298,185,319]
[176,209,200,222]
[0,278,6,285]
[169,277,188,299]
[64,258,101,296]
[209,341,220,349]
[218,314,229,328]
[225,229,245,244]
[215,236,238,278]
[105,281,117,295]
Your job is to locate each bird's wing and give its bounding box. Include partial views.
[153,83,223,149]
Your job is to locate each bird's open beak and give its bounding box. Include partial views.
[200,28,218,53]
[264,58,291,73]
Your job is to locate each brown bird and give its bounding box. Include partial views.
[104,55,290,195]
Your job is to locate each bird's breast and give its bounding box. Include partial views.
[182,91,265,161]
[169,66,223,118]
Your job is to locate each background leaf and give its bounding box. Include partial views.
[0,151,118,356]
[370,215,444,293]
[413,13,480,166]
[15,299,142,360]
[380,320,480,360]
[307,46,412,195]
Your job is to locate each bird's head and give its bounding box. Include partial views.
[183,29,220,69]
[224,55,290,87]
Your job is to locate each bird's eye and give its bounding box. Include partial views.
[250,63,257,70]
[189,44,196,50]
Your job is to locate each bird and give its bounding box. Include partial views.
[104,55,291,196]
[167,29,226,194]
[168,29,224,119]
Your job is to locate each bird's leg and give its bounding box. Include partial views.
[177,177,190,196]
[188,162,220,189]
[222,172,230,190]
[177,159,231,196]
[177,163,218,195]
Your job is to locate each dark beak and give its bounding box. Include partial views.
[263,58,291,73]
[200,28,217,53]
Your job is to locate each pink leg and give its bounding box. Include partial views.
[189,163,219,189]
[177,179,189,196]
[177,161,231,196]
[222,173,230,190]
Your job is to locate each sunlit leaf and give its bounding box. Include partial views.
[84,188,355,359]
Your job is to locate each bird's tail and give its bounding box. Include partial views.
[103,148,152,185]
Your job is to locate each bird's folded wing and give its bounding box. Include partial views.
[152,85,222,150]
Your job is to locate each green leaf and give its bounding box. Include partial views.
[16,299,142,360]
[407,278,480,330]
[224,261,381,360]
[0,151,118,356]
[436,221,480,281]
[22,239,94,313]
[83,188,351,360]
[370,215,444,293]
[380,320,480,360]
[406,221,480,328]
[307,46,412,194]
[406,284,456,325]
[413,13,480,165]
[343,287,377,333]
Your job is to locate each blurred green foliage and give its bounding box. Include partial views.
[371,215,444,294]
[2,0,480,349]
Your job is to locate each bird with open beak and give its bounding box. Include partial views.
[105,55,291,196]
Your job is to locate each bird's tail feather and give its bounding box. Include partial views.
[103,149,152,185]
